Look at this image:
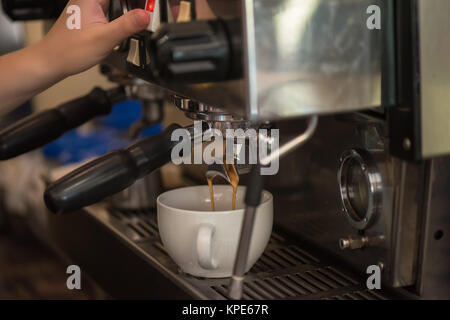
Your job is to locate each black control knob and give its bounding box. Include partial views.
[149,18,242,84]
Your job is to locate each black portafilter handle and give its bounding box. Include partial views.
[0,87,125,160]
[44,122,209,214]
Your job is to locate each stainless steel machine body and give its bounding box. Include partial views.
[101,0,450,299]
[242,0,387,120]
[105,0,390,121]
[416,0,450,158]
[270,116,431,291]
[106,0,450,158]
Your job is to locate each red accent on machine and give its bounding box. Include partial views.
[146,0,156,12]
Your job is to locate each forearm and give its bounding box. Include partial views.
[0,43,63,114]
[0,0,149,115]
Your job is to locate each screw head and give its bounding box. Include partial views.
[403,138,412,151]
[339,238,350,250]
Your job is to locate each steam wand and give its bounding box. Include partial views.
[228,116,319,300]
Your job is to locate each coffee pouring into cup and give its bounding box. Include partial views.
[157,185,273,278]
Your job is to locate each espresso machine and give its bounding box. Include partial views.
[1,0,449,300]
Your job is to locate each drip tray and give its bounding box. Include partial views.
[48,205,398,300]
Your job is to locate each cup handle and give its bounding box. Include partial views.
[197,224,218,270]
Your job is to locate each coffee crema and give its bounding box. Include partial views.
[207,163,239,211]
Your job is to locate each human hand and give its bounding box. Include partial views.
[0,0,149,112]
[36,0,150,78]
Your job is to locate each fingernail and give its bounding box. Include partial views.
[132,9,150,28]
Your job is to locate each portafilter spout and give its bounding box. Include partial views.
[204,120,258,183]
[206,163,251,184]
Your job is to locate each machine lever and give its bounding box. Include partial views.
[0,87,125,160]
[44,122,209,214]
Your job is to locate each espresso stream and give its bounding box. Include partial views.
[207,164,239,211]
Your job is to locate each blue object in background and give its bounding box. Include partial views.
[43,100,163,165]
[98,100,142,130]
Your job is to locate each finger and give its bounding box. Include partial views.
[98,0,110,15]
[104,9,150,46]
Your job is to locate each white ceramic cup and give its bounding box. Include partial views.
[157,185,273,278]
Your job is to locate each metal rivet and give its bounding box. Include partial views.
[339,238,350,250]
[403,138,412,151]
[378,262,385,271]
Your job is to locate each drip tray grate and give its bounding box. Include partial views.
[104,207,390,300]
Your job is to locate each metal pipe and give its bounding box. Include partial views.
[228,116,319,300]
[228,206,257,299]
[260,116,318,166]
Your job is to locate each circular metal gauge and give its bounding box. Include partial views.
[338,149,383,230]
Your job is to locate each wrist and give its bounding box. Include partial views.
[31,39,67,83]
